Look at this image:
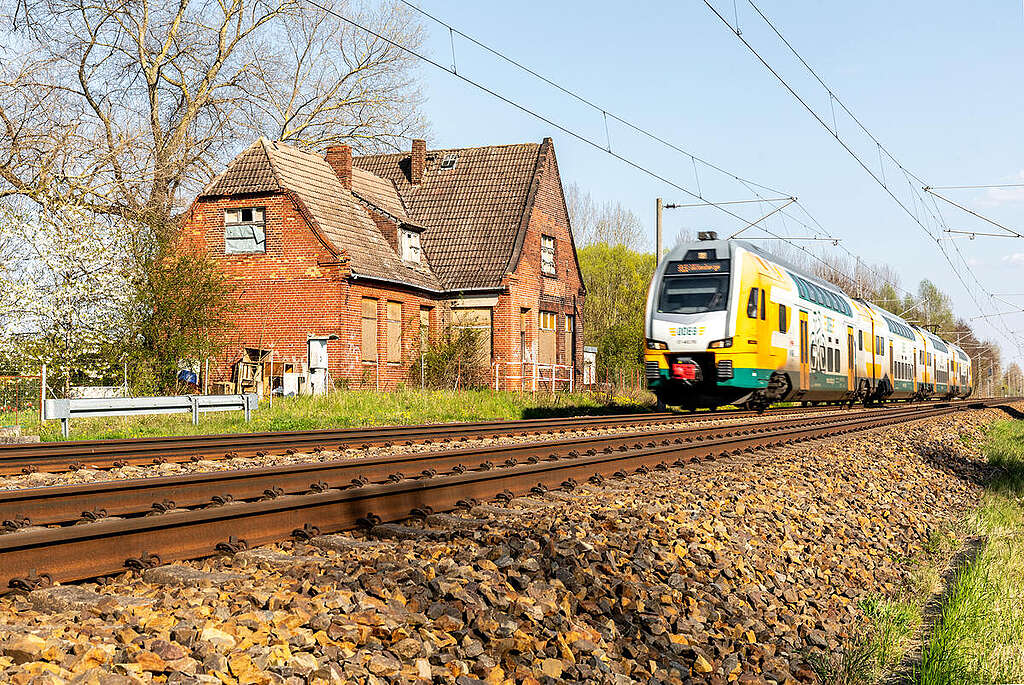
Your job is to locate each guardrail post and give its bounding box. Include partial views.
[190,396,199,426]
[61,418,69,439]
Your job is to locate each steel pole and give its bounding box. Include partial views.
[655,197,663,260]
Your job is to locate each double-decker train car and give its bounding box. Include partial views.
[643,235,973,410]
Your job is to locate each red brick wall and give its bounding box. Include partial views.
[495,143,585,390]
[178,193,438,391]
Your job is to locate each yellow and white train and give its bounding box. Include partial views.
[643,235,973,410]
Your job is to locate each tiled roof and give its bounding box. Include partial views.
[351,167,417,227]
[355,142,544,290]
[200,138,439,291]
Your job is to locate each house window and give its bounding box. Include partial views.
[361,298,378,362]
[386,301,402,363]
[541,235,556,276]
[225,207,266,254]
[539,311,557,364]
[401,229,421,263]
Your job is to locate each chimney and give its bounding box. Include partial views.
[326,144,352,190]
[411,138,426,185]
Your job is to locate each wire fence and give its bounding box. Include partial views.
[0,375,41,429]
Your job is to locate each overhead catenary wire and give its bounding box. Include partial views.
[396,0,911,301]
[396,0,789,200]
[702,0,1024,357]
[316,0,1001,351]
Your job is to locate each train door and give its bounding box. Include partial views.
[799,311,809,390]
[912,348,918,394]
[869,321,877,389]
[888,341,894,384]
[755,281,771,365]
[847,327,854,391]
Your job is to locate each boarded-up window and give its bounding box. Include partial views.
[539,311,557,364]
[387,301,402,363]
[564,314,574,365]
[541,235,556,276]
[361,298,377,362]
[225,207,266,254]
[419,306,431,351]
[452,308,492,367]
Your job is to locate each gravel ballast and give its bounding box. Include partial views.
[0,406,1013,684]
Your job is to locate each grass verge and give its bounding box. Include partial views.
[910,419,1024,684]
[2,388,655,442]
[809,416,1024,685]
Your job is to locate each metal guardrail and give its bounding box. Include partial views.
[43,394,258,438]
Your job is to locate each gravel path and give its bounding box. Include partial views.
[0,405,1011,684]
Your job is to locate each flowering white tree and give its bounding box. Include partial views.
[0,200,132,392]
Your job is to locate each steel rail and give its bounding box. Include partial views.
[0,400,976,475]
[0,400,999,590]
[0,408,900,528]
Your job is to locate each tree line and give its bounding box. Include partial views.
[567,185,1007,393]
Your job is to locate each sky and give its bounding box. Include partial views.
[399,0,1024,367]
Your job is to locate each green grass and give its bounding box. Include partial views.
[910,419,1024,685]
[1,388,655,441]
[808,596,921,684]
[810,417,1024,685]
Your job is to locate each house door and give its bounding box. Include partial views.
[799,311,809,390]
[847,327,855,391]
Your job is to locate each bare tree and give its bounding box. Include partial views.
[565,182,646,251]
[0,0,426,222]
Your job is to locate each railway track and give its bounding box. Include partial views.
[0,399,976,475]
[0,399,1004,591]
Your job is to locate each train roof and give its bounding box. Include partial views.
[666,239,964,355]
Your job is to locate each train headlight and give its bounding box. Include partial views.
[647,339,668,350]
[708,337,733,349]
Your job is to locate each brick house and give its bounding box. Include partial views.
[177,136,585,394]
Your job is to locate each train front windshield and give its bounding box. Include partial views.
[658,275,730,314]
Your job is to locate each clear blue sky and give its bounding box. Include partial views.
[407,0,1024,366]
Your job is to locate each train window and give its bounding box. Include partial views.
[778,304,787,332]
[747,288,759,318]
[827,348,833,373]
[760,289,766,321]
[658,275,730,314]
[858,330,863,351]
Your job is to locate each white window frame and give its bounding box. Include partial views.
[541,234,556,277]
[401,229,421,263]
[225,207,266,254]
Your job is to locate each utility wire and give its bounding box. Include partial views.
[398,0,912,302]
[317,0,958,334]
[396,0,789,199]
[302,0,794,232]
[703,0,1024,355]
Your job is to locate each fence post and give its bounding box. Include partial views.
[61,417,69,439]
[40,364,47,423]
